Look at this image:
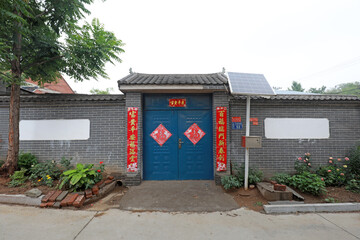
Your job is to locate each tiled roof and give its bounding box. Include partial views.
[233,94,360,101]
[118,73,228,85]
[0,94,124,102]
[24,75,75,94]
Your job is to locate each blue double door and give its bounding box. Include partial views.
[144,94,213,180]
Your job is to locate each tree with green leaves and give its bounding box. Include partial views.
[90,87,114,95]
[326,82,360,97]
[287,81,305,92]
[0,0,124,174]
[308,86,326,94]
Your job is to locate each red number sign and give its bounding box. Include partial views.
[169,99,186,107]
[127,107,138,172]
[216,107,227,171]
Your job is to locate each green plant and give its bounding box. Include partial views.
[287,171,326,196]
[346,179,360,193]
[8,169,28,187]
[270,173,292,185]
[18,152,38,171]
[348,145,360,175]
[59,162,104,192]
[316,165,347,187]
[29,160,61,187]
[60,157,72,171]
[324,197,338,203]
[254,201,263,206]
[221,175,243,190]
[233,164,263,185]
[294,152,312,174]
[0,160,4,168]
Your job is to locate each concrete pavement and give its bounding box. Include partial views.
[119,180,239,212]
[0,204,359,240]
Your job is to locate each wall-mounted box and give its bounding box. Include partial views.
[241,136,262,148]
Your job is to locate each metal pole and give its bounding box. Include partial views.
[244,96,250,190]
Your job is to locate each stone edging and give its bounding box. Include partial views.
[264,203,360,214]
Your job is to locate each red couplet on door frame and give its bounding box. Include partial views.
[216,107,227,171]
[127,107,138,172]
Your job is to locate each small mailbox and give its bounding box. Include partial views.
[241,136,262,148]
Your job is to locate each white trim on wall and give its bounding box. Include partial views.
[264,118,330,139]
[20,119,90,140]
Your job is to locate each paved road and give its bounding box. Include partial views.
[0,204,359,240]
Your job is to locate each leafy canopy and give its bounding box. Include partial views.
[0,0,124,85]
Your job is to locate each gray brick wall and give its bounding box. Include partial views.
[0,100,126,173]
[229,98,360,178]
[124,92,142,185]
[213,92,230,183]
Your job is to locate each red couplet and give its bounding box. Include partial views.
[216,107,227,171]
[127,107,138,172]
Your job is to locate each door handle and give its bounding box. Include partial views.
[178,138,184,149]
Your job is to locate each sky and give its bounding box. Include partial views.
[66,0,360,94]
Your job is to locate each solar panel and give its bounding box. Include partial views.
[227,72,276,96]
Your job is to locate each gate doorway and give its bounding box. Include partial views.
[143,94,213,180]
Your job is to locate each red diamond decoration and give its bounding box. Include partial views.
[184,123,206,145]
[150,124,172,146]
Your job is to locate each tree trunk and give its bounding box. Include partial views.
[1,6,22,176]
[1,83,21,175]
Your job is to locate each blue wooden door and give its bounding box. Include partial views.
[143,94,213,180]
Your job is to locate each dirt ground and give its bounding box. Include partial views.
[225,186,360,212]
[0,176,57,195]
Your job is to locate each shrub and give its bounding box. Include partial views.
[8,169,28,187]
[221,175,243,190]
[29,160,62,187]
[348,145,360,175]
[60,157,72,171]
[287,172,326,196]
[294,152,312,174]
[0,160,4,168]
[316,156,353,187]
[346,179,360,193]
[58,162,104,192]
[221,164,263,190]
[18,152,38,170]
[270,173,292,185]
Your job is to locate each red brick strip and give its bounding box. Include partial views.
[48,190,63,202]
[85,189,92,199]
[73,195,85,208]
[42,191,55,203]
[60,193,79,207]
[92,185,99,195]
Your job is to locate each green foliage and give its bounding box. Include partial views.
[90,87,114,95]
[348,145,360,175]
[294,153,312,174]
[316,165,347,187]
[29,160,61,187]
[287,172,326,196]
[59,162,104,192]
[324,197,338,203]
[270,173,292,185]
[0,160,4,168]
[345,179,360,193]
[221,175,243,190]
[8,168,28,187]
[308,86,326,94]
[221,164,263,190]
[287,81,304,92]
[326,82,360,97]
[18,152,38,170]
[60,157,72,171]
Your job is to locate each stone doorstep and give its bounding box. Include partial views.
[264,203,360,214]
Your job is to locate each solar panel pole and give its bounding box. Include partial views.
[244,96,250,190]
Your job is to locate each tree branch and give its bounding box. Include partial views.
[22,55,62,70]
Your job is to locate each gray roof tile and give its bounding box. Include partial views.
[233,94,360,101]
[118,73,228,85]
[0,94,124,103]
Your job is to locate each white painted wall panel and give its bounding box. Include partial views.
[20,119,90,140]
[264,118,329,139]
